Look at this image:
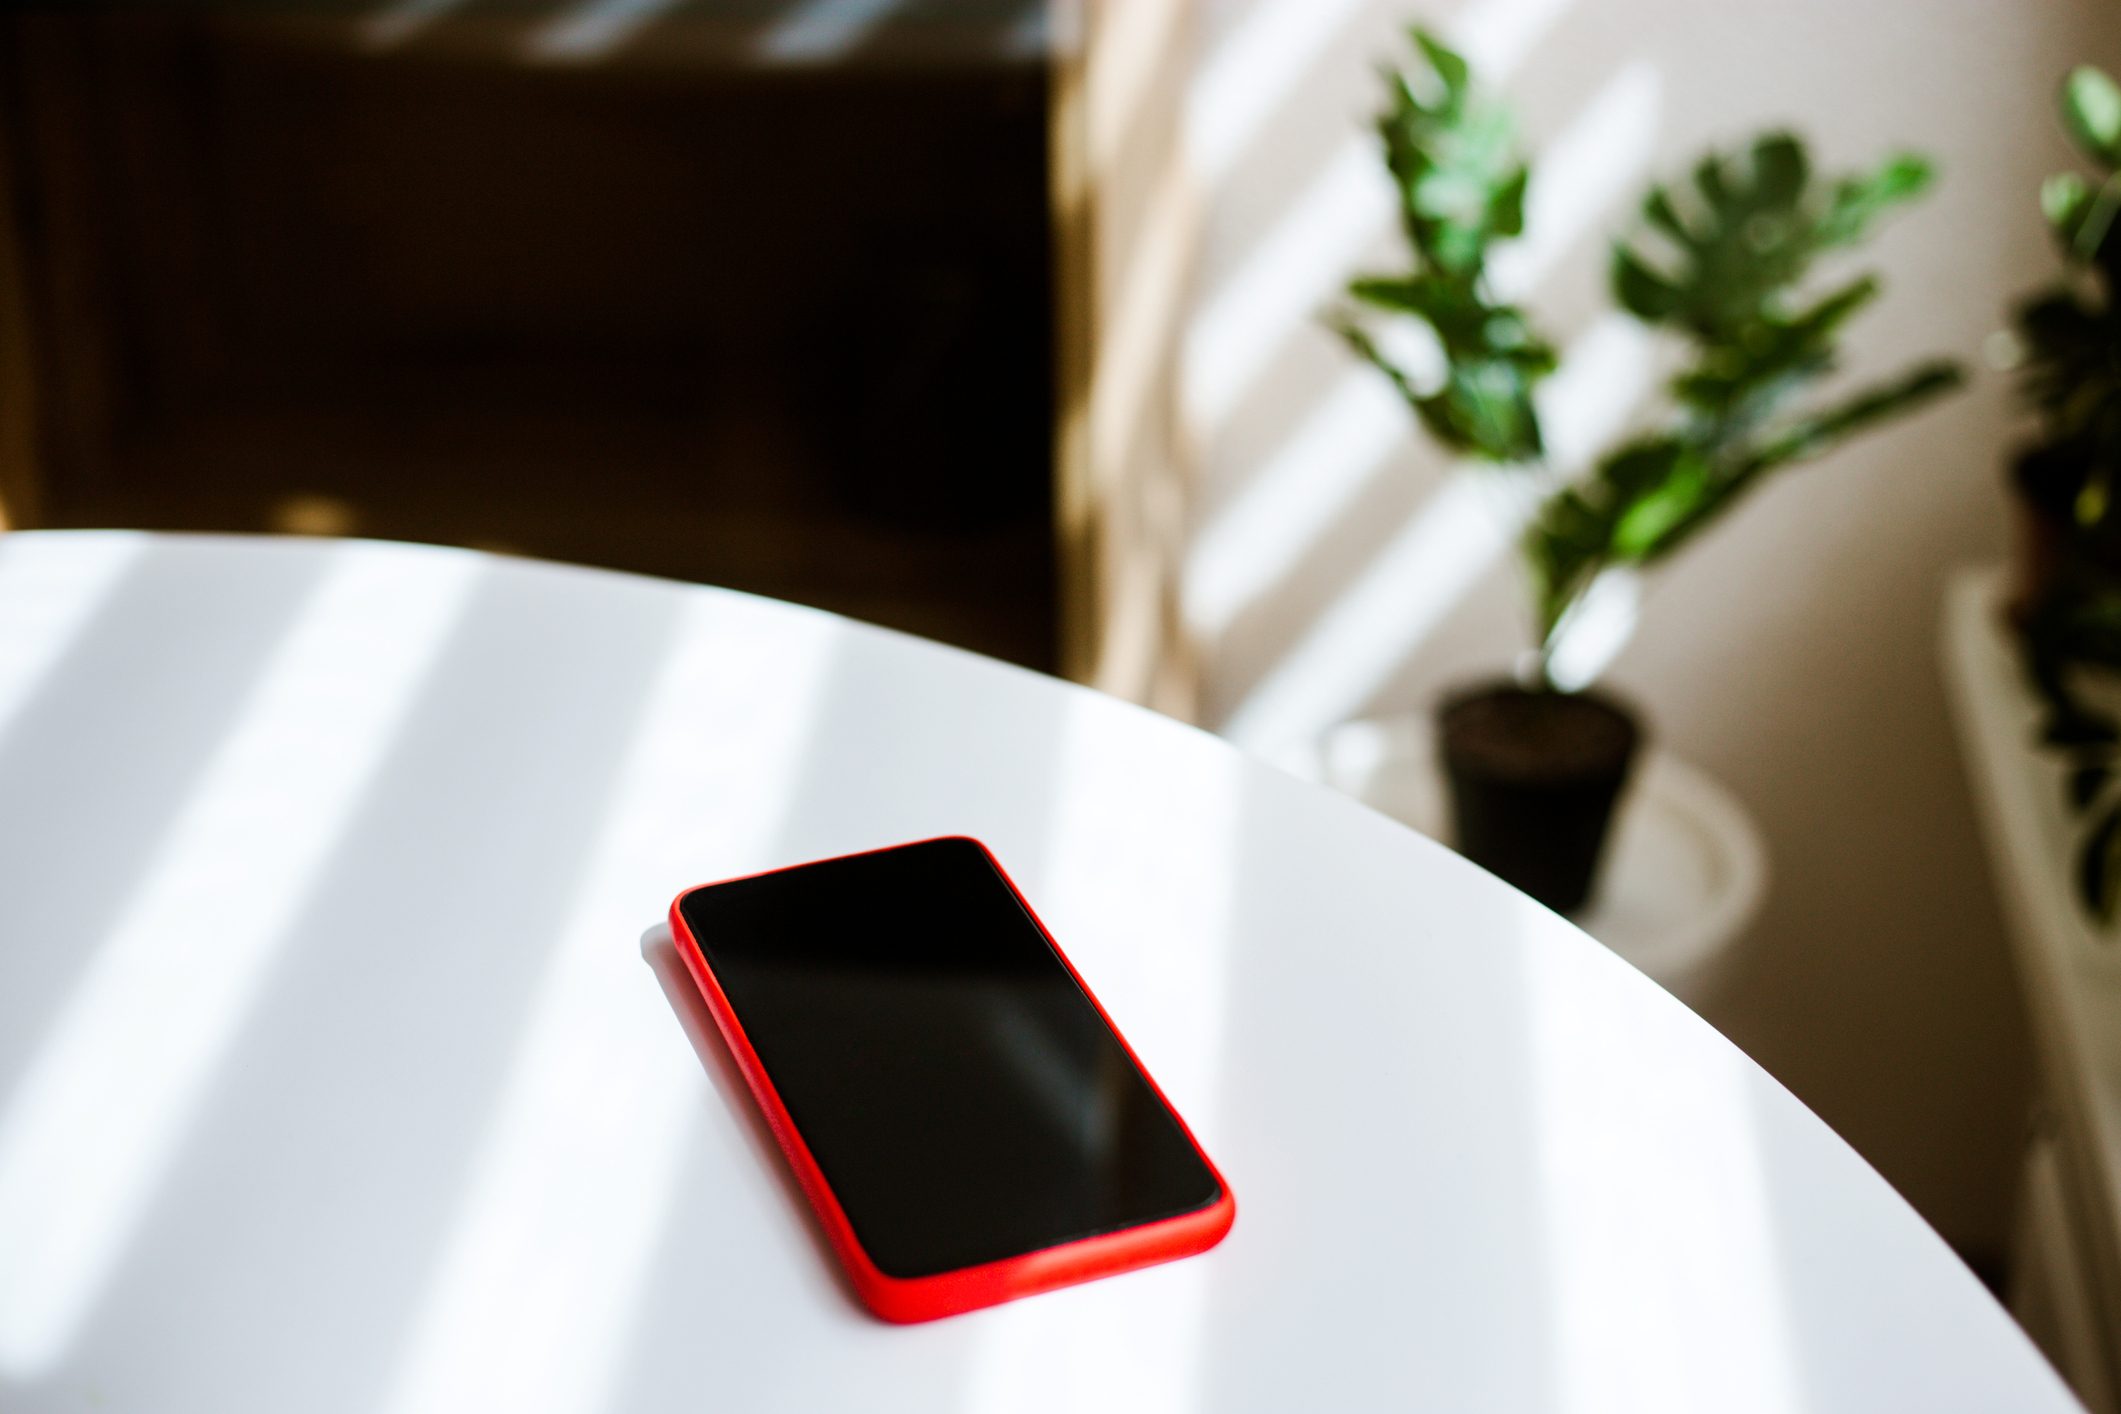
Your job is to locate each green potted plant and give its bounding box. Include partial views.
[2002,65,2121,920]
[2006,64,2121,619]
[1331,29,1962,913]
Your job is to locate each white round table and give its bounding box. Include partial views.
[0,532,2075,1413]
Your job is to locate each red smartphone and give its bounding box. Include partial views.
[668,836,1234,1323]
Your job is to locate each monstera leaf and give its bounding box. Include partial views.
[1669,275,1879,426]
[1611,134,1934,344]
[1520,133,1960,646]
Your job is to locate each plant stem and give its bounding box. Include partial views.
[1532,635,1561,692]
[1511,452,1570,691]
[2077,172,2121,265]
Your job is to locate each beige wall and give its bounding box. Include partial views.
[1184,0,2121,1257]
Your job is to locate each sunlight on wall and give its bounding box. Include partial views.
[1000,0,1049,61]
[1085,1,1187,169]
[524,0,943,64]
[961,703,1239,1414]
[1184,371,1409,640]
[753,0,904,63]
[1218,474,1518,748]
[1184,139,1384,435]
[1543,570,1641,693]
[375,594,837,1414]
[1184,61,1662,643]
[360,0,464,49]
[1518,923,1798,1412]
[1533,315,1660,465]
[526,0,688,62]
[0,532,143,748]
[1092,176,1195,493]
[1450,0,1586,75]
[370,0,1043,64]
[1188,0,1370,185]
[1218,313,1656,749]
[0,543,478,1377]
[1487,62,1662,295]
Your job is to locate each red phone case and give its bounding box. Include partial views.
[667,836,1235,1323]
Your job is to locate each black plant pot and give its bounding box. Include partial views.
[1437,682,1643,915]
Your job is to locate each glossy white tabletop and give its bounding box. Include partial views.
[0,532,2076,1413]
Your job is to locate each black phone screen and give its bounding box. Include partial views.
[676,837,1222,1280]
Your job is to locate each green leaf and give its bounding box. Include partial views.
[1670,275,1881,419]
[1373,34,1530,279]
[1871,153,1935,200]
[1525,488,1608,644]
[1412,28,1470,104]
[2016,289,2102,348]
[2054,171,2121,267]
[1345,276,1426,314]
[2063,65,2121,168]
[1415,166,1497,227]
[1441,361,1543,459]
[2044,170,2091,232]
[1611,134,1918,341]
[1752,359,1964,469]
[2012,283,2121,438]
[1791,273,1884,338]
[1334,305,1548,464]
[1692,150,1730,209]
[1819,153,1934,246]
[1641,187,1692,245]
[1611,243,1681,321]
[1611,449,1715,558]
[1522,439,1704,639]
[2078,466,2111,528]
[1751,132,1809,208]
[1543,131,1957,649]
[1492,165,1529,238]
[2036,167,2121,265]
[1528,352,1962,635]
